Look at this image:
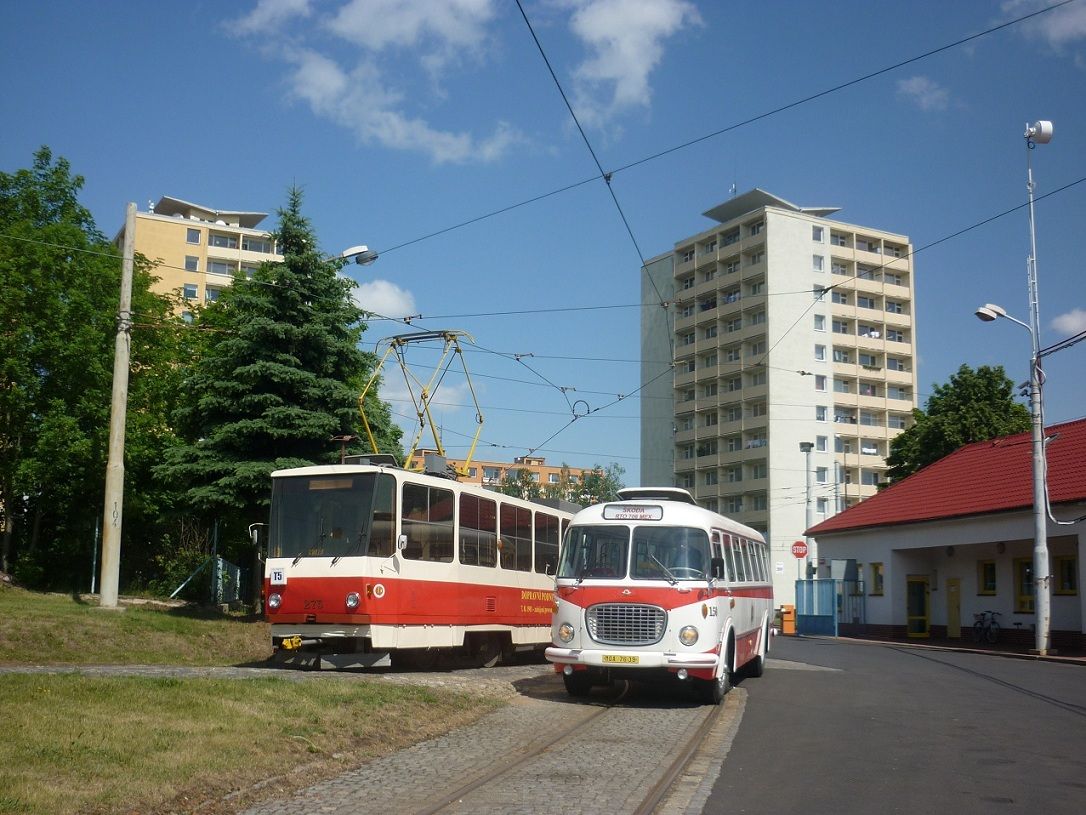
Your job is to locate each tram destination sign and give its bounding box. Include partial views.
[603,504,663,521]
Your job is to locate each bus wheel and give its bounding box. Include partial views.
[563,670,593,697]
[745,625,768,678]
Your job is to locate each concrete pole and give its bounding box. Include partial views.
[98,202,135,608]
[800,441,814,578]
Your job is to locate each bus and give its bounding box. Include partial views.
[263,456,576,669]
[545,487,773,704]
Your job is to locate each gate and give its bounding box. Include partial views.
[795,579,866,636]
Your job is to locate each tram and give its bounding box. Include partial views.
[263,456,576,669]
[546,487,773,704]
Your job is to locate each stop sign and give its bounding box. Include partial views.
[791,541,808,558]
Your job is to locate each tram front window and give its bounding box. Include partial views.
[269,473,395,559]
[632,527,710,580]
[558,526,630,579]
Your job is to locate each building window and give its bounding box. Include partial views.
[812,255,824,272]
[1054,555,1078,595]
[857,295,876,310]
[209,233,239,249]
[681,332,695,346]
[679,445,694,460]
[242,236,274,253]
[814,314,826,331]
[887,328,907,343]
[681,248,695,263]
[186,228,200,244]
[816,467,828,484]
[703,383,717,397]
[816,435,828,452]
[681,276,695,290]
[678,473,695,489]
[726,435,742,452]
[832,291,849,305]
[725,346,741,362]
[680,304,694,318]
[749,221,764,236]
[183,283,198,300]
[704,470,719,486]
[978,560,997,595]
[833,349,851,364]
[1014,558,1034,613]
[816,406,827,422]
[885,300,904,314]
[750,461,767,479]
[682,359,696,373]
[749,250,765,265]
[870,563,884,595]
[814,285,826,301]
[832,320,851,335]
[208,260,233,276]
[748,281,764,295]
[185,255,199,272]
[205,287,221,303]
[814,344,826,361]
[816,498,828,514]
[703,325,717,339]
[815,374,826,391]
[812,225,824,242]
[703,412,718,427]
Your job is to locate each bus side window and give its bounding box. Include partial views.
[710,530,728,580]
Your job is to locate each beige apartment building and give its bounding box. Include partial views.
[408,450,591,498]
[114,196,282,315]
[641,189,919,606]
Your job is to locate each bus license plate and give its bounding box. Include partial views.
[602,654,639,664]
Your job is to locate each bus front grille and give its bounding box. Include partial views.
[586,603,666,645]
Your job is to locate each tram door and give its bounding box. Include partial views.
[906,575,930,638]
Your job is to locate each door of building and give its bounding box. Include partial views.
[906,575,930,638]
[946,577,961,639]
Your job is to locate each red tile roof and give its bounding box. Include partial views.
[807,417,1086,536]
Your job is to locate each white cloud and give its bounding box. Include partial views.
[1002,0,1086,50]
[234,0,520,164]
[567,0,701,130]
[896,76,950,111]
[352,278,417,320]
[230,0,312,36]
[1052,307,1086,335]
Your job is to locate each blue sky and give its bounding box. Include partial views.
[2,0,1084,484]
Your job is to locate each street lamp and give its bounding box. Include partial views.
[971,118,1054,655]
[800,441,815,579]
[341,245,379,265]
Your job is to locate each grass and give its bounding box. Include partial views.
[0,584,503,814]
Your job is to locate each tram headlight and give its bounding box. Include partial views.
[678,625,699,646]
[345,592,361,610]
[558,622,575,643]
[268,593,282,610]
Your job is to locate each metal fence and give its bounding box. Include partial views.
[795,579,865,636]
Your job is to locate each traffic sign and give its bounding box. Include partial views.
[791,541,808,559]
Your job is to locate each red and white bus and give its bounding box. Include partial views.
[263,457,575,669]
[546,487,773,704]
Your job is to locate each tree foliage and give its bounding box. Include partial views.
[0,147,183,588]
[498,462,625,507]
[885,363,1030,482]
[156,187,402,550]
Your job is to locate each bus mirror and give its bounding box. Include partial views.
[710,557,727,580]
[397,534,408,552]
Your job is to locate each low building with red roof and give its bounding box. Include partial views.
[804,418,1086,651]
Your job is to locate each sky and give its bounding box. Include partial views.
[2,0,1085,486]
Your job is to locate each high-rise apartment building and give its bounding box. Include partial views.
[114,196,282,315]
[641,189,918,606]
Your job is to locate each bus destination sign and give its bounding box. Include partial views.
[603,504,663,521]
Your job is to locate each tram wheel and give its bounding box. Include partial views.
[563,670,593,697]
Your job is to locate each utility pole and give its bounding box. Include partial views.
[98,202,135,608]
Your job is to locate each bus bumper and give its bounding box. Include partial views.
[545,646,719,672]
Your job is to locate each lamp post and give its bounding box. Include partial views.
[971,117,1054,655]
[340,245,379,265]
[800,441,814,579]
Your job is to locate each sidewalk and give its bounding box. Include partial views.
[788,633,1086,666]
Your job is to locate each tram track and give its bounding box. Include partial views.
[409,678,739,815]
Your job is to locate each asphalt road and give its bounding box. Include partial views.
[710,637,1086,815]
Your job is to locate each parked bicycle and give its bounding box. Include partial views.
[972,610,1001,644]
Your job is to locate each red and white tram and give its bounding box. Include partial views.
[264,457,575,669]
[546,487,773,704]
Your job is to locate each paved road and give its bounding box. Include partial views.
[709,636,1086,815]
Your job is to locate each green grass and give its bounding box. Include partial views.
[0,584,502,814]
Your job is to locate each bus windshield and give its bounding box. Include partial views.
[632,526,710,580]
[557,524,711,581]
[269,472,395,559]
[558,525,630,579]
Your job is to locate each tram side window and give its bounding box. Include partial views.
[459,493,497,567]
[535,512,560,575]
[499,504,533,572]
[367,473,396,557]
[401,482,454,562]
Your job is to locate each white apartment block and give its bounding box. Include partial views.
[114,196,282,317]
[641,189,918,607]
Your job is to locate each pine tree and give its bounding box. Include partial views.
[158,187,402,539]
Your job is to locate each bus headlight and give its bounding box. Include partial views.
[268,593,282,610]
[558,623,575,643]
[679,625,699,646]
[345,592,360,610]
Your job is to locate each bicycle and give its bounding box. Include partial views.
[972,610,1001,644]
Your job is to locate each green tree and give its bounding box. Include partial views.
[885,363,1030,482]
[156,187,402,553]
[577,463,626,505]
[0,147,182,587]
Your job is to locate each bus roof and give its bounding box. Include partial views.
[615,487,697,505]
